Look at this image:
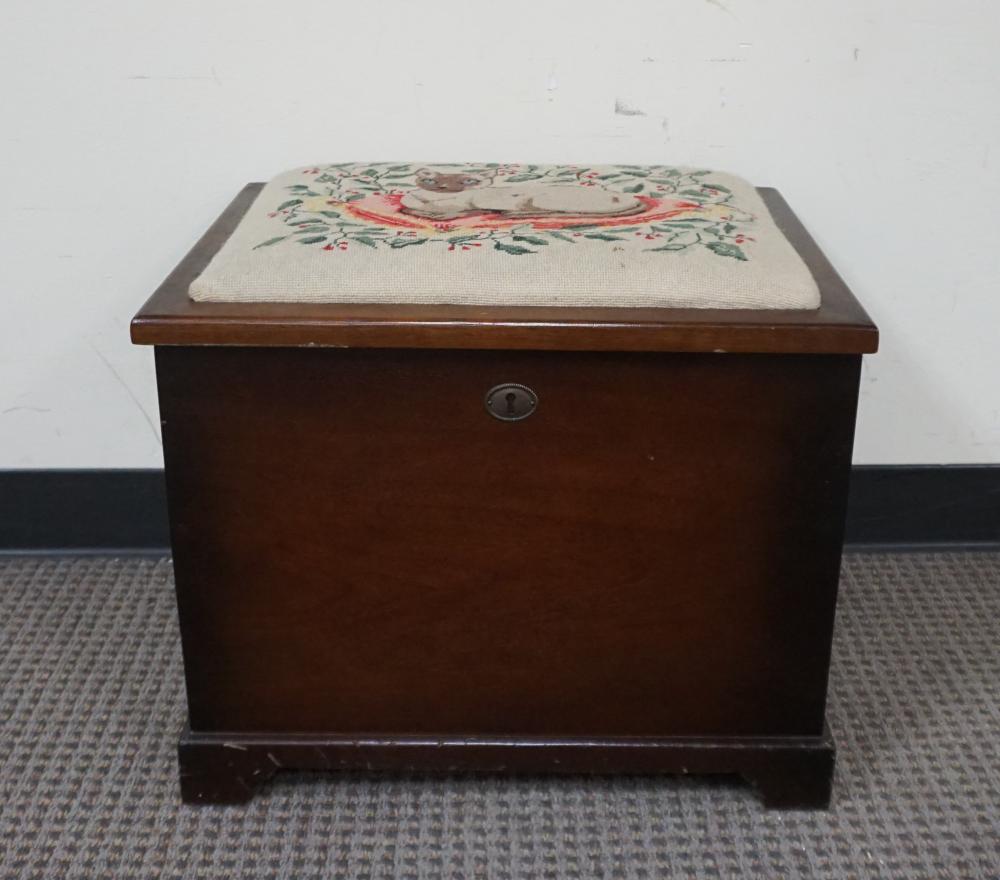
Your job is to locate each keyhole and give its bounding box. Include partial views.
[485,383,537,421]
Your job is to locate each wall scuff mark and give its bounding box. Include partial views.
[614,99,646,117]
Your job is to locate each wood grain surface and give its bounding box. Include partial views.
[158,345,860,739]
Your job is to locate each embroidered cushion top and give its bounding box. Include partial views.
[189,163,821,310]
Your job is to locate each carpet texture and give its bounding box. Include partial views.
[0,553,998,879]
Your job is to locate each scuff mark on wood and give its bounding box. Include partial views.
[313,747,332,768]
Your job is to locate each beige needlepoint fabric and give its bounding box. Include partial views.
[190,163,821,310]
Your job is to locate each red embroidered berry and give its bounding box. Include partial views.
[322,244,335,251]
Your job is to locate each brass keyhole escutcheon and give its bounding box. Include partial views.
[485,383,538,422]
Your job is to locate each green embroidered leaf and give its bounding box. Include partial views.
[320,211,342,218]
[690,170,711,177]
[253,236,288,249]
[723,222,736,233]
[351,236,379,247]
[297,236,327,244]
[547,231,576,242]
[512,234,549,246]
[597,173,623,180]
[387,164,410,172]
[287,185,311,191]
[344,194,366,202]
[623,183,644,193]
[706,241,748,261]
[494,242,535,255]
[276,199,303,211]
[679,189,706,198]
[705,183,732,193]
[557,169,577,176]
[503,174,543,183]
[561,223,598,230]
[653,219,711,228]
[584,233,624,241]
[648,243,689,252]
[390,237,427,248]
[621,170,650,177]
[294,227,329,234]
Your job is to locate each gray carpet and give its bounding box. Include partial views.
[0,554,998,879]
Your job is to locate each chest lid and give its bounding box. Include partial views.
[132,163,877,354]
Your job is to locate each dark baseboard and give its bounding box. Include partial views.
[0,466,997,553]
[843,465,1000,547]
[0,470,169,553]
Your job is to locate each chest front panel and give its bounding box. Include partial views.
[157,346,859,737]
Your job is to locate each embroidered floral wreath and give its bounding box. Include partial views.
[255,163,756,260]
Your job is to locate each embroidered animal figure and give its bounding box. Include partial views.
[399,169,645,220]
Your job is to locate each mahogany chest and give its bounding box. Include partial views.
[132,174,877,808]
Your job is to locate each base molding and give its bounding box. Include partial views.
[178,725,835,809]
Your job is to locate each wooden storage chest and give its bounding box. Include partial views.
[132,178,877,808]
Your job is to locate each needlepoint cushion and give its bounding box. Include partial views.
[189,163,821,310]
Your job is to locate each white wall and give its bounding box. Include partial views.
[2,0,998,467]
